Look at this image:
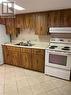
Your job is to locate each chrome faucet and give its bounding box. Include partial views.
[27,40,31,44]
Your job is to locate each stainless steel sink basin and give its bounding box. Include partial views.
[15,42,34,46]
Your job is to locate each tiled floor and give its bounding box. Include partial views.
[0,64,71,95]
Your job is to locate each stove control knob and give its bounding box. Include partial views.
[60,39,63,41]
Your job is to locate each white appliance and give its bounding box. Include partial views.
[0,24,10,65]
[49,27,71,33]
[45,28,71,80]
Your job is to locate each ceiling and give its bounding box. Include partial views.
[0,0,71,15]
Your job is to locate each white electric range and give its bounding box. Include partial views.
[45,38,71,80]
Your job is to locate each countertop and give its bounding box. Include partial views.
[2,41,50,49]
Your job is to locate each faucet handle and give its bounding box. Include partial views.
[27,40,31,43]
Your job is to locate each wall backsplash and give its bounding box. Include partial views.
[12,28,50,43]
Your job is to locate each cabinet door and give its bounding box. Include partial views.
[6,18,16,35]
[35,14,47,35]
[0,18,5,24]
[21,53,31,69]
[32,54,44,72]
[15,15,24,28]
[6,50,12,65]
[49,11,61,27]
[3,46,12,65]
[11,51,20,66]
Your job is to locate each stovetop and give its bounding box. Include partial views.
[47,38,71,52]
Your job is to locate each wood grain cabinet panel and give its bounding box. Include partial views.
[3,9,71,36]
[0,17,5,24]
[11,52,20,66]
[35,14,47,35]
[2,45,21,66]
[48,11,61,27]
[2,45,45,73]
[2,45,12,65]
[21,53,32,69]
[20,48,32,69]
[63,10,71,27]
[15,15,24,28]
[31,49,45,72]
[6,18,16,35]
[32,54,44,72]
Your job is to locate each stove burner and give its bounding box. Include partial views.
[62,48,70,50]
[63,46,70,48]
[62,46,70,50]
[49,46,57,49]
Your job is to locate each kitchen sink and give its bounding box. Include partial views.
[15,42,34,46]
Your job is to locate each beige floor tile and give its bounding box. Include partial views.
[58,85,71,95]
[47,89,62,95]
[0,84,4,94]
[0,78,4,84]
[18,86,33,95]
[0,64,71,95]
[31,85,46,95]
[17,79,29,88]
[4,83,18,95]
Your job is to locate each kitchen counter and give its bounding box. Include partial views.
[2,41,49,49]
[2,42,47,72]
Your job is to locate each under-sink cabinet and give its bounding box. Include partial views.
[21,48,32,69]
[2,45,45,73]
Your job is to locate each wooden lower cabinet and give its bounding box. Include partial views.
[21,53,32,69]
[11,52,20,66]
[31,49,45,72]
[2,45,45,72]
[2,45,20,66]
[32,54,44,72]
[2,45,12,65]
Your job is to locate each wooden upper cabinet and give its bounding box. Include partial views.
[24,14,36,30]
[15,15,24,28]
[6,18,16,35]
[35,14,47,35]
[0,17,6,24]
[62,10,71,27]
[49,10,71,27]
[15,14,36,30]
[48,11,61,27]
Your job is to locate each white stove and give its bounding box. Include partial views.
[48,38,71,53]
[45,38,71,80]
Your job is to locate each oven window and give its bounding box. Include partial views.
[49,54,67,66]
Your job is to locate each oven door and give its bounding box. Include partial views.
[45,50,71,70]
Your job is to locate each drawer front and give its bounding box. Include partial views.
[6,46,20,52]
[21,48,31,53]
[32,49,45,55]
